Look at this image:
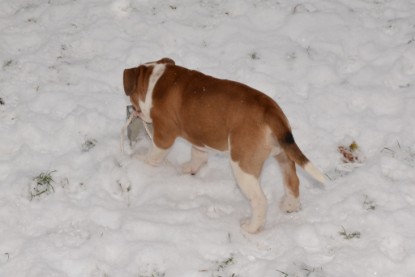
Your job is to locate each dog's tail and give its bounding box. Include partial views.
[267,110,326,184]
[281,132,326,183]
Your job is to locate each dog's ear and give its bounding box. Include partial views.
[123,67,139,96]
[157,58,175,65]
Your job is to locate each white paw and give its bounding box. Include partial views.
[133,153,146,161]
[145,156,163,166]
[280,195,301,213]
[240,218,262,234]
[133,153,162,167]
[181,161,205,175]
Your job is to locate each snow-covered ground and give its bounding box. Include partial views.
[1,0,415,276]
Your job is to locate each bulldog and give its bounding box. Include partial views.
[123,58,325,233]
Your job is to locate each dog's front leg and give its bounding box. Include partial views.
[145,143,170,166]
[134,143,170,166]
[182,145,208,175]
[141,121,175,166]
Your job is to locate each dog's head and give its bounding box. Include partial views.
[123,58,175,113]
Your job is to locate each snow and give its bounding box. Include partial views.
[1,0,415,276]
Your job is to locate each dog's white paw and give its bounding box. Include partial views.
[181,160,206,175]
[133,153,146,160]
[133,153,163,167]
[240,218,262,234]
[280,195,301,213]
[145,155,164,167]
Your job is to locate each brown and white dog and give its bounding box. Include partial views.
[123,58,325,233]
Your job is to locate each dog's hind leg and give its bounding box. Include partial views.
[230,160,267,233]
[275,152,301,213]
[229,127,271,233]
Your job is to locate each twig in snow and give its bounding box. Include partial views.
[339,226,361,240]
[363,195,376,210]
[276,270,289,277]
[30,170,56,199]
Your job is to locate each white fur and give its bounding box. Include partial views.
[143,62,157,67]
[280,193,301,213]
[181,145,208,174]
[146,143,169,166]
[270,145,282,156]
[230,160,267,233]
[139,63,166,123]
[304,162,326,183]
[267,127,282,156]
